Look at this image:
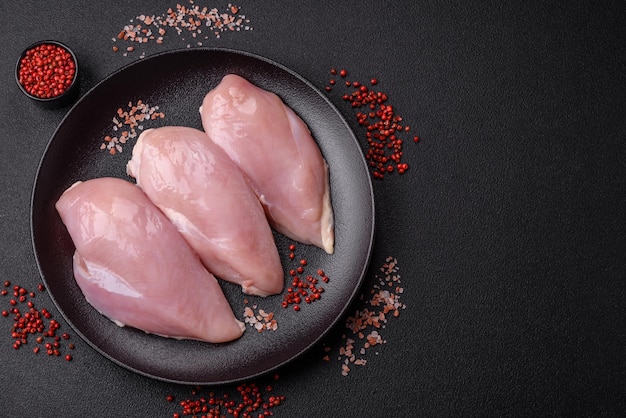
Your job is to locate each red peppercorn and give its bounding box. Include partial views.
[324,69,420,179]
[17,43,76,99]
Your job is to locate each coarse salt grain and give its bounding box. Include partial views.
[243,301,277,332]
[324,257,405,376]
[112,2,252,54]
[100,101,165,154]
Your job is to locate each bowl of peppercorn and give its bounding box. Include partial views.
[15,40,80,109]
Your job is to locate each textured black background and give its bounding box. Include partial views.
[1,1,625,417]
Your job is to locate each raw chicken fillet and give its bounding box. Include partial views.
[200,74,335,254]
[127,126,283,297]
[55,177,245,343]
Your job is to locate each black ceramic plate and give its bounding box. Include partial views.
[31,48,374,385]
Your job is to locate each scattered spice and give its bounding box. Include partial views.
[17,43,76,99]
[100,100,165,154]
[243,299,278,332]
[325,70,421,180]
[323,257,405,376]
[1,280,76,360]
[281,243,327,310]
[166,375,285,417]
[112,2,252,56]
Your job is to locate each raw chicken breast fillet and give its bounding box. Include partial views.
[199,74,335,254]
[127,126,283,297]
[55,177,245,343]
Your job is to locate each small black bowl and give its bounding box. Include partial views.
[15,40,80,109]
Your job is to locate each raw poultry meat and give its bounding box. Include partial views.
[55,177,245,343]
[127,126,283,297]
[199,74,335,254]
